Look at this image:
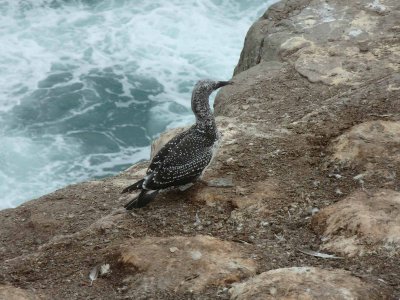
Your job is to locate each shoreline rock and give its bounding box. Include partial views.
[312,189,400,257]
[229,267,392,300]
[1,0,400,298]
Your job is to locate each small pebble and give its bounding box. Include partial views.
[335,188,343,195]
[169,247,179,253]
[307,207,320,216]
[191,251,202,260]
[270,287,277,295]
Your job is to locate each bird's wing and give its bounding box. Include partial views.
[147,127,193,174]
[144,133,214,189]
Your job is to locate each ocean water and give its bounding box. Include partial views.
[0,0,276,209]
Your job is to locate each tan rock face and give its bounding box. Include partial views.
[119,235,257,295]
[229,267,392,300]
[294,45,364,85]
[312,189,400,256]
[235,0,400,86]
[0,285,43,300]
[231,180,281,209]
[192,179,282,210]
[229,180,282,227]
[192,188,228,207]
[331,120,400,169]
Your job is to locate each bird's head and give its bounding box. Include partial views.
[193,79,233,97]
[192,79,233,122]
[191,79,233,123]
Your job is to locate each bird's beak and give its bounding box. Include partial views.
[216,81,234,89]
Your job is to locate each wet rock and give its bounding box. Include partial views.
[229,267,392,300]
[119,235,257,296]
[312,189,400,256]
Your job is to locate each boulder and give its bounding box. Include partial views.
[235,0,400,87]
[312,189,400,256]
[330,121,400,179]
[118,235,257,296]
[0,285,43,300]
[229,267,392,300]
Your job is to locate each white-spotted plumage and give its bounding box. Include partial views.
[122,79,232,209]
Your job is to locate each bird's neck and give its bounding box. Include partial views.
[194,107,218,142]
[196,115,216,130]
[192,97,219,144]
[194,103,217,131]
[192,92,214,124]
[194,118,219,144]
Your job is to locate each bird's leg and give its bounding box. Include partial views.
[178,183,195,191]
[197,177,234,188]
[124,190,159,210]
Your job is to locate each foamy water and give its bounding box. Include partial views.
[0,0,277,209]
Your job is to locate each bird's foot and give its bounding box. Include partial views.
[178,183,195,191]
[197,177,234,188]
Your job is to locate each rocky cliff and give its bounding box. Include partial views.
[1,0,399,299]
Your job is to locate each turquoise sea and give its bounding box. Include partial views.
[0,0,276,209]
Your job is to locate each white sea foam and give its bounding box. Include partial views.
[0,0,278,209]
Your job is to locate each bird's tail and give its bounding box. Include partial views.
[124,189,159,210]
[121,179,145,194]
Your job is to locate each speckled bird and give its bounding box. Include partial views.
[121,79,232,209]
